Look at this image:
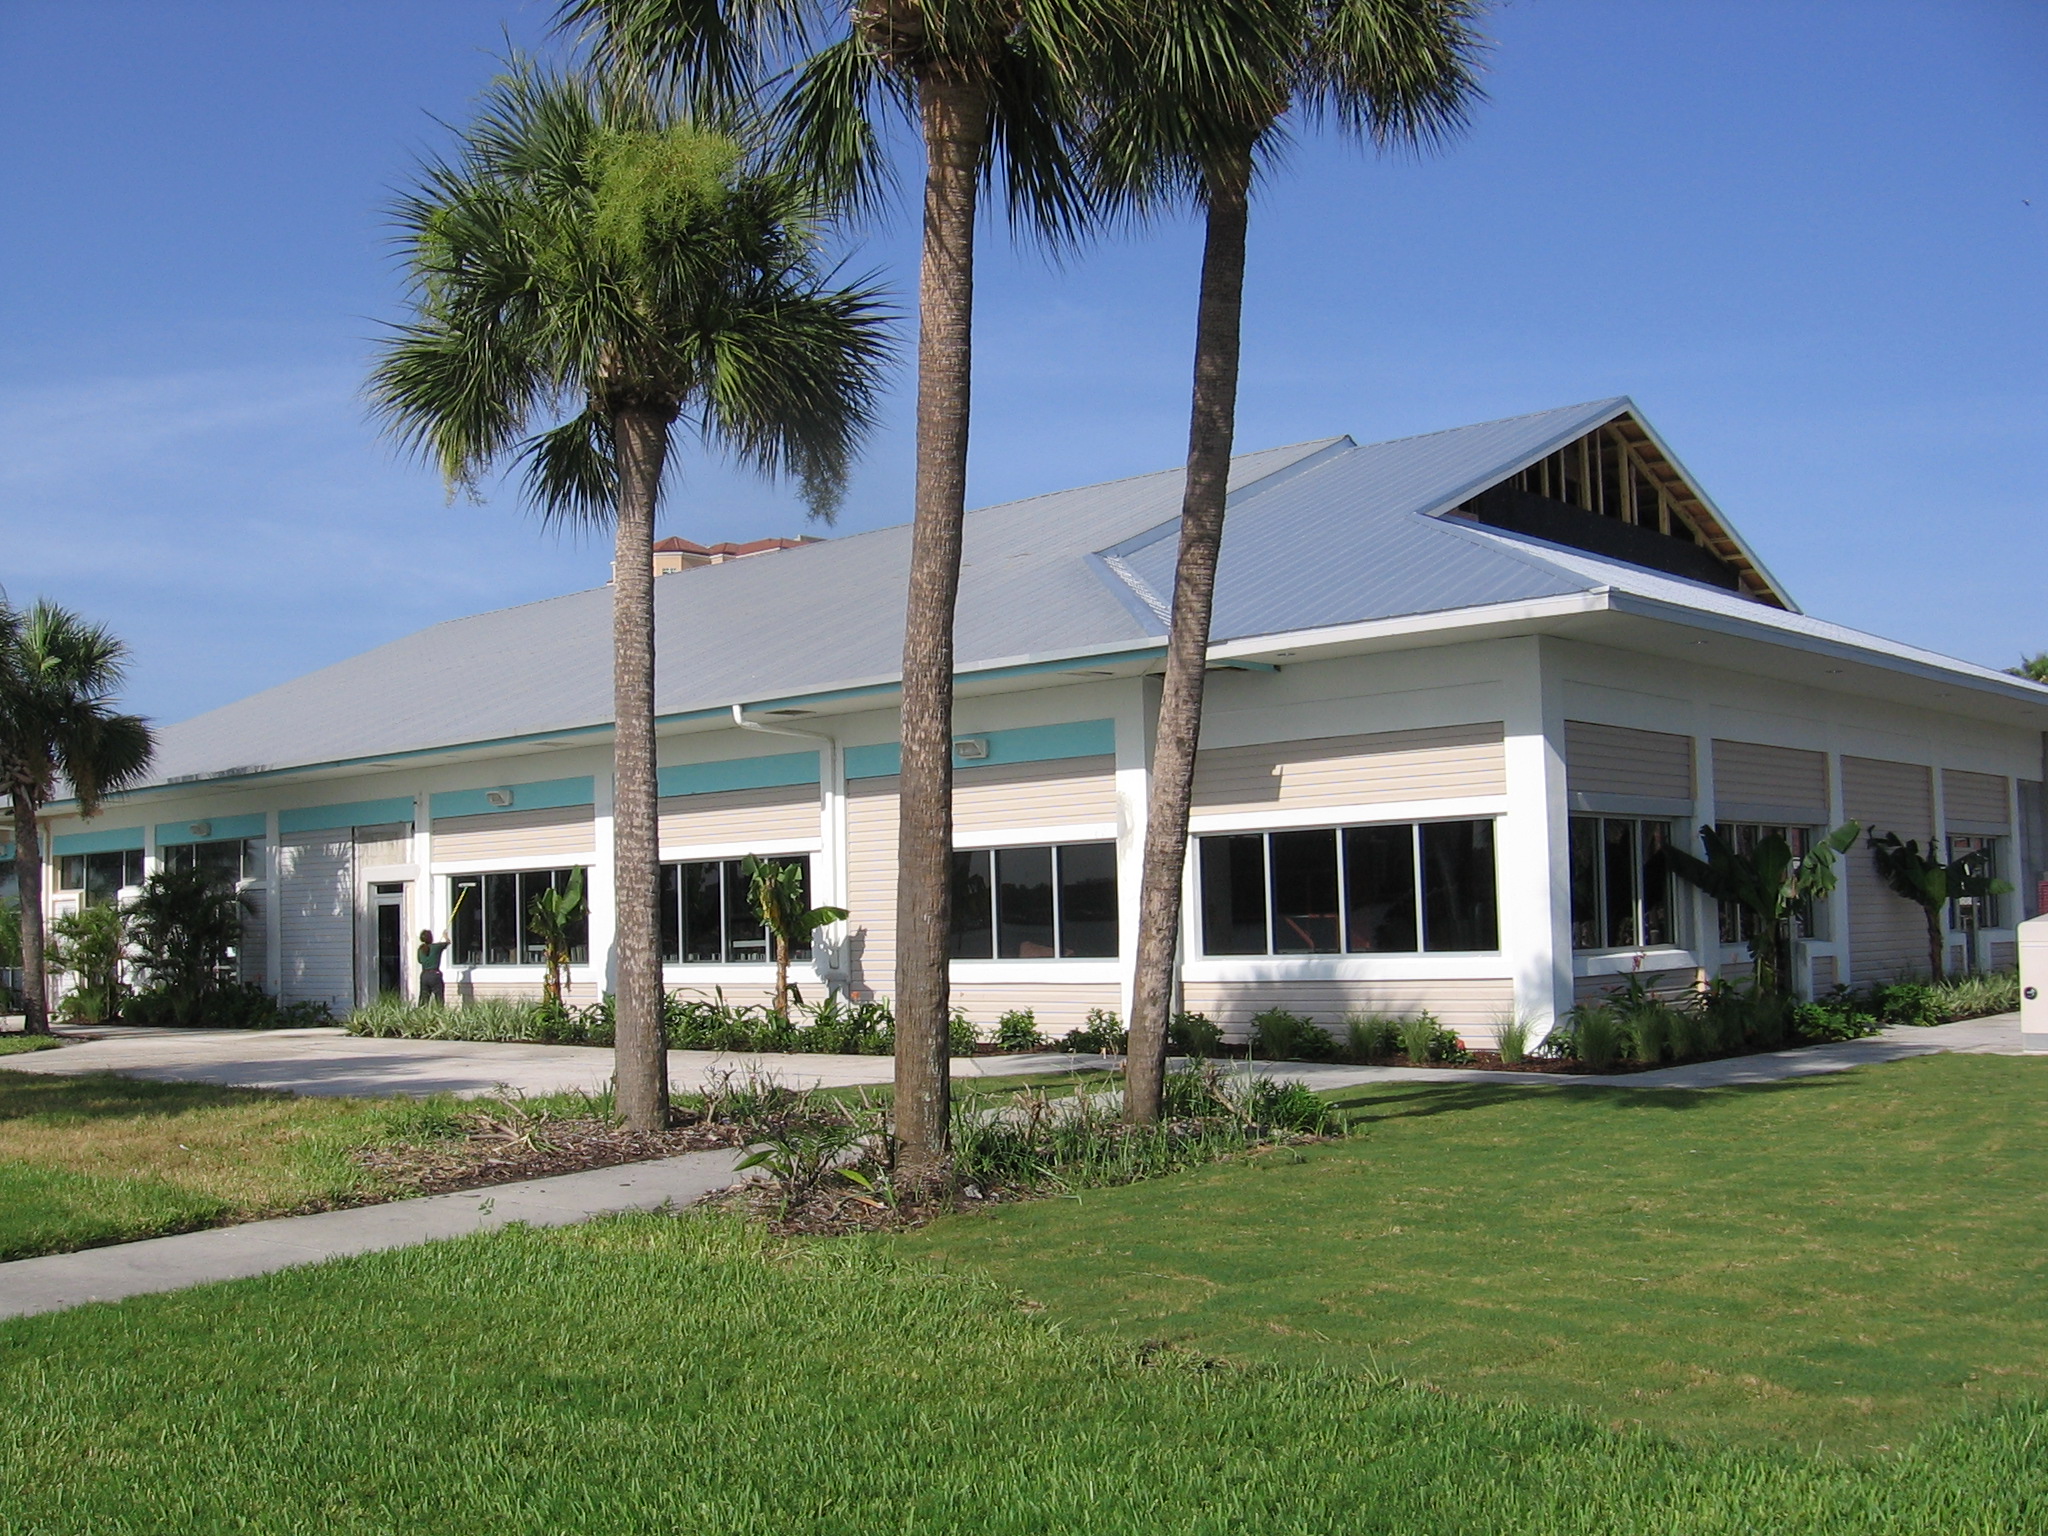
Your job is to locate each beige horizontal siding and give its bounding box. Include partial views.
[1944,769,2011,829]
[1565,721,1694,800]
[842,777,899,998]
[657,784,817,850]
[1180,977,1513,1036]
[1712,739,1828,822]
[1843,756,1934,983]
[1991,939,2018,972]
[1810,954,1838,994]
[353,822,412,868]
[434,805,595,866]
[450,977,603,1007]
[1193,722,1505,815]
[949,983,1123,1037]
[955,756,1117,837]
[1572,969,1703,1008]
[663,978,783,1012]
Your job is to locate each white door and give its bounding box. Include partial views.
[279,834,355,1009]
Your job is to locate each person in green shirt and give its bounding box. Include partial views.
[417,929,450,1006]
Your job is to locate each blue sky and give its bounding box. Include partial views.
[1,0,2041,726]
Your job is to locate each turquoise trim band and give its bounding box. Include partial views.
[659,752,818,799]
[155,813,266,846]
[52,826,146,856]
[279,798,416,835]
[845,719,1116,780]
[431,776,595,820]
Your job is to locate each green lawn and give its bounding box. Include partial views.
[0,1070,511,1259]
[909,1052,2048,1453]
[0,1035,65,1056]
[0,1215,2041,1534]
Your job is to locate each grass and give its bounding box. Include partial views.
[0,1070,597,1260]
[0,1035,65,1056]
[0,1215,2042,1534]
[909,1052,2048,1454]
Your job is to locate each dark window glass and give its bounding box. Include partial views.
[1602,818,1638,947]
[950,850,993,959]
[678,861,723,962]
[996,846,1056,958]
[517,868,589,965]
[659,864,682,963]
[65,848,144,907]
[1569,817,1601,948]
[1269,830,1339,953]
[1200,835,1267,955]
[1341,824,1417,952]
[1640,821,1672,944]
[1421,820,1498,951]
[451,875,484,965]
[483,873,519,964]
[722,861,769,963]
[1056,843,1119,957]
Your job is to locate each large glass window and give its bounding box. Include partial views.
[57,848,145,907]
[1198,820,1498,957]
[660,855,811,965]
[1948,835,2002,932]
[450,867,589,967]
[1569,817,1672,950]
[949,842,1119,960]
[160,838,260,883]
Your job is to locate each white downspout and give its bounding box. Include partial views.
[731,704,847,996]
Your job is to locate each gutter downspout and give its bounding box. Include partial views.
[731,704,847,998]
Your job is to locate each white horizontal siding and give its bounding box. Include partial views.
[278,833,353,1009]
[1180,977,1513,1036]
[1843,756,1934,982]
[843,778,899,999]
[657,785,817,851]
[1565,720,1693,800]
[1944,769,2011,829]
[949,983,1122,1036]
[435,806,596,865]
[1193,722,1505,816]
[955,756,1117,837]
[1712,739,1829,822]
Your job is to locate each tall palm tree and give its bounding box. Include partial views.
[0,599,156,1035]
[369,64,889,1131]
[1103,0,1488,1123]
[563,0,1096,1176]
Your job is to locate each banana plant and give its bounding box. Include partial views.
[1663,822,1861,997]
[1867,831,2011,981]
[743,854,848,1018]
[528,870,587,1008]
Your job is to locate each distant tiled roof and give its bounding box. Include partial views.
[651,536,816,557]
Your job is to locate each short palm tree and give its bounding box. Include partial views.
[564,0,1098,1175]
[0,599,155,1035]
[369,64,889,1131]
[742,852,848,1015]
[1104,0,1488,1124]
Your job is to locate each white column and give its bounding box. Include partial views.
[589,769,618,998]
[263,808,283,996]
[1500,637,1570,1041]
[1113,676,1157,1022]
[815,732,848,992]
[412,791,434,999]
[1694,734,1720,981]
[1825,748,1851,989]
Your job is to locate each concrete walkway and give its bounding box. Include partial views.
[0,1146,748,1323]
[0,1026,1109,1099]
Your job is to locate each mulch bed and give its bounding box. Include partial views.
[352,1112,752,1198]
[701,1178,1028,1237]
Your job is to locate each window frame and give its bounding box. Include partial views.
[447,866,590,969]
[159,838,262,885]
[1194,817,1500,960]
[55,848,145,906]
[947,840,1121,962]
[1568,815,1678,953]
[1947,834,2004,932]
[660,853,815,967]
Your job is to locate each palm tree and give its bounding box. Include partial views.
[562,0,1096,1176]
[1104,0,1488,1124]
[743,852,848,1015]
[0,599,156,1035]
[368,64,889,1131]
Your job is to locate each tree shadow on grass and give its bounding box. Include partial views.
[1325,1072,1856,1126]
[0,1071,293,1125]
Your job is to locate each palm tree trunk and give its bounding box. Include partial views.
[775,932,790,1018]
[1925,904,1946,983]
[1124,157,1252,1125]
[10,789,49,1035]
[610,403,671,1131]
[893,71,993,1179]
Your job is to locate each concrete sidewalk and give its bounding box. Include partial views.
[0,1145,748,1323]
[0,1026,1109,1099]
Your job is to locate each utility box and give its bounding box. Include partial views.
[2019,913,2048,1052]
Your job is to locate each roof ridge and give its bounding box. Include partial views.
[1349,397,1630,452]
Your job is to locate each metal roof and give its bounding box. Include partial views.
[137,400,2043,790]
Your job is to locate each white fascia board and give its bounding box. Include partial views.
[1204,591,1613,664]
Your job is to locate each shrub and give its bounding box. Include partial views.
[125,868,248,1026]
[1345,1014,1402,1061]
[1792,986,1883,1043]
[1249,1008,1335,1062]
[50,904,127,1023]
[1928,970,2019,1022]
[1492,1014,1531,1065]
[1397,1014,1468,1066]
[993,1009,1044,1052]
[1623,1004,1673,1065]
[1873,981,1942,1028]
[1168,1012,1223,1059]
[126,982,331,1031]
[1666,1006,1708,1062]
[1568,1004,1625,1071]
[949,1011,981,1054]
[1060,1008,1127,1054]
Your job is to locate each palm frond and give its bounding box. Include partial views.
[518,411,620,526]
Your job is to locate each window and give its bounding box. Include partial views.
[949,842,1118,959]
[1197,820,1497,957]
[160,838,260,883]
[1709,824,1827,944]
[1569,817,1673,950]
[450,868,588,967]
[1948,835,2002,931]
[661,855,812,965]
[57,848,144,906]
